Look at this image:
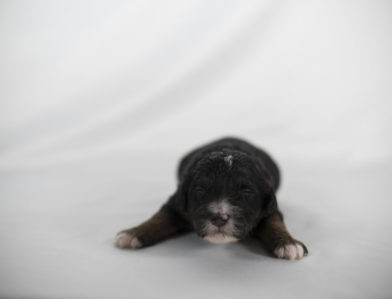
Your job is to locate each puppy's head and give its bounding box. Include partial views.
[178,151,277,244]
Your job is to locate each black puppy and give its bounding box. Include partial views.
[115,137,308,260]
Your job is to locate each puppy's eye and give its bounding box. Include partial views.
[242,189,253,194]
[240,185,254,194]
[194,187,206,197]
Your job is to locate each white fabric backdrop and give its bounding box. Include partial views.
[1,1,391,298]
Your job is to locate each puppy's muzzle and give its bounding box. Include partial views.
[210,213,229,227]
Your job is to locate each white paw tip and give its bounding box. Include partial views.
[274,243,305,260]
[114,232,142,249]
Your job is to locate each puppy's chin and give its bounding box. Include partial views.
[204,233,239,244]
[198,216,241,244]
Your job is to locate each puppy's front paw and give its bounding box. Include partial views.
[114,231,142,249]
[274,239,308,260]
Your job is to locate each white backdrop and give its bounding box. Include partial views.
[1,1,392,298]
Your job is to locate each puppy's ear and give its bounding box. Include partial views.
[174,174,191,212]
[262,191,278,217]
[254,162,278,217]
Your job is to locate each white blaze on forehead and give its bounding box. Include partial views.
[224,155,233,168]
[208,199,233,216]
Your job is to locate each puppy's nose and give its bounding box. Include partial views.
[211,213,229,227]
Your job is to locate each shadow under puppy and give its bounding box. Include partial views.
[115,137,308,260]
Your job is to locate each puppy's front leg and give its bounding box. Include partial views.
[115,205,185,249]
[255,212,308,260]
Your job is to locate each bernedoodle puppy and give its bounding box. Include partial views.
[115,137,308,260]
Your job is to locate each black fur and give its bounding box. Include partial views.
[116,136,308,259]
[162,137,281,239]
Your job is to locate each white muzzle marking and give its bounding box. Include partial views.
[204,199,238,244]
